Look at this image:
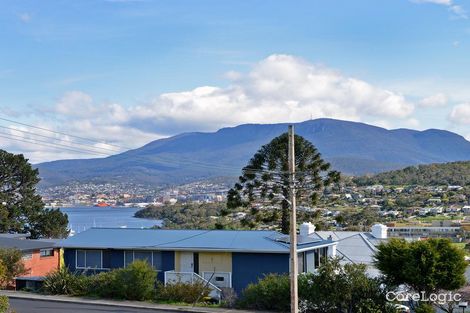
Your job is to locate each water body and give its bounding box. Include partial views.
[59,206,162,235]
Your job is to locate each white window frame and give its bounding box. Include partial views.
[123,250,162,272]
[75,250,107,270]
[202,271,232,288]
[40,248,54,258]
[124,250,153,267]
[22,252,33,260]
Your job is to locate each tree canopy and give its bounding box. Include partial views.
[354,161,470,186]
[374,238,467,305]
[0,248,26,288]
[0,150,69,238]
[227,133,339,234]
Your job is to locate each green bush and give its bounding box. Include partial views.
[112,260,156,301]
[86,270,118,298]
[0,249,26,288]
[156,281,211,303]
[414,304,435,313]
[43,267,80,295]
[0,296,9,313]
[44,261,156,301]
[238,259,397,313]
[238,274,290,311]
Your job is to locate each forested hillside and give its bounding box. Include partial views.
[353,161,470,186]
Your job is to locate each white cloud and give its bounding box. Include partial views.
[0,54,417,163]
[449,5,468,19]
[412,0,452,4]
[127,54,413,133]
[410,0,467,19]
[18,13,31,23]
[419,93,448,107]
[449,103,470,124]
[405,118,421,128]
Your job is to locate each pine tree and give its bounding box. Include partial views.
[227,133,339,234]
[0,150,69,238]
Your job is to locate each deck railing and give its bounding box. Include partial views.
[164,270,222,301]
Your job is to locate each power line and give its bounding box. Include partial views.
[0,133,108,157]
[0,116,131,150]
[0,125,123,154]
[0,117,325,176]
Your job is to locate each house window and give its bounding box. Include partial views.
[124,250,162,270]
[305,250,316,272]
[22,252,32,260]
[76,250,102,269]
[40,249,54,257]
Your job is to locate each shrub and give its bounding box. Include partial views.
[238,274,290,311]
[86,271,118,298]
[414,304,435,313]
[0,249,26,288]
[43,267,78,295]
[112,260,156,301]
[44,261,156,301]
[156,281,211,303]
[0,296,9,313]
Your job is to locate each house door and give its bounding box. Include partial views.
[179,252,194,272]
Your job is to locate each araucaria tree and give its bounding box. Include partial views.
[227,133,340,234]
[0,150,69,238]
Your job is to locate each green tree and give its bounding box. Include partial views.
[374,238,466,310]
[227,133,339,234]
[239,258,395,313]
[0,248,27,287]
[0,150,69,238]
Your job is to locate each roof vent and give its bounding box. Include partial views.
[371,224,388,239]
[300,222,316,237]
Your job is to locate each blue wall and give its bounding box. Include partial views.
[63,248,175,281]
[232,252,289,294]
[64,249,289,294]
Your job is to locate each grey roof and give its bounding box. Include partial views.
[0,233,30,239]
[0,237,57,251]
[60,228,336,253]
[312,231,388,270]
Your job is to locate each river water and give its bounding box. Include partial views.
[59,206,162,235]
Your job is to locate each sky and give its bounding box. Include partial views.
[1,0,470,163]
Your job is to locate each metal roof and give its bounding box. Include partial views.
[0,237,57,251]
[312,231,389,265]
[59,228,335,253]
[310,231,388,277]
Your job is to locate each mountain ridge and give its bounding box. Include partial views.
[36,118,470,187]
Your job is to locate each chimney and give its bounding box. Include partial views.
[371,224,388,239]
[300,222,316,237]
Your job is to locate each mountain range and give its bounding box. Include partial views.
[36,119,470,187]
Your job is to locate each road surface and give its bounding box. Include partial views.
[9,298,172,313]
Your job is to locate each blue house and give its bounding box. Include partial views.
[60,228,337,295]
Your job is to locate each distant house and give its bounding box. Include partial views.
[59,228,337,295]
[387,226,461,240]
[0,235,61,289]
[308,224,388,277]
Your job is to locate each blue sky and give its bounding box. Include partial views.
[1,0,470,162]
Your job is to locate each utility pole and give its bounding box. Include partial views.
[288,125,298,313]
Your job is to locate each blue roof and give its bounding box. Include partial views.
[60,228,334,253]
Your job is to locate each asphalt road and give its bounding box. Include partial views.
[9,298,173,313]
